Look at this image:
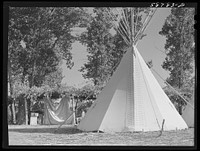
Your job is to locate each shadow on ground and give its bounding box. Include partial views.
[8,126,83,134]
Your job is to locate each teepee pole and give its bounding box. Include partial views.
[131,8,134,42]
[165,82,194,109]
[134,8,139,38]
[151,67,194,109]
[121,8,131,38]
[134,8,157,45]
[72,96,76,125]
[157,119,165,137]
[133,9,151,44]
[117,27,130,45]
[105,8,131,46]
[130,8,133,43]
[117,8,130,36]
[55,86,99,132]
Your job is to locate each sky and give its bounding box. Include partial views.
[61,8,172,88]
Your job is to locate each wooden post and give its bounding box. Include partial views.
[8,60,16,124]
[72,95,76,125]
[24,97,28,125]
[9,97,16,124]
[157,119,165,137]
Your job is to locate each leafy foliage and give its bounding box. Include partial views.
[159,8,195,87]
[159,8,195,110]
[78,7,127,86]
[78,7,153,88]
[43,67,63,88]
[8,7,88,94]
[8,7,89,124]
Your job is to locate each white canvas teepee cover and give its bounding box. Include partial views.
[182,97,194,128]
[77,46,188,132]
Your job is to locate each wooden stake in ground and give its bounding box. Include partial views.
[54,94,76,133]
[72,95,76,125]
[157,119,165,137]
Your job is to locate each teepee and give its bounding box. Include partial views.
[77,8,188,132]
[182,96,194,128]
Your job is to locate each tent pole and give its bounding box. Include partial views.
[151,67,194,109]
[72,96,76,125]
[157,119,165,137]
[54,90,97,132]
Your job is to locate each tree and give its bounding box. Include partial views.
[73,84,96,117]
[43,67,63,88]
[78,7,151,88]
[78,7,127,86]
[8,7,87,124]
[159,8,195,114]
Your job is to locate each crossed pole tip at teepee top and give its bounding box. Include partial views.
[130,44,136,56]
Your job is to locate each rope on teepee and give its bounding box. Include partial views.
[151,67,194,109]
[134,8,139,37]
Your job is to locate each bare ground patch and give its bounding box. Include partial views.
[8,125,194,146]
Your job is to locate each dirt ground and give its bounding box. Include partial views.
[8,125,194,146]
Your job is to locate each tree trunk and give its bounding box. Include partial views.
[11,99,16,124]
[26,59,36,125]
[8,59,16,124]
[8,105,13,124]
[28,98,31,125]
[24,98,28,125]
[178,103,183,115]
[178,69,183,115]
[72,98,76,125]
[16,95,26,125]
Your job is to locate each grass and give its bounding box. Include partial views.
[8,125,194,146]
